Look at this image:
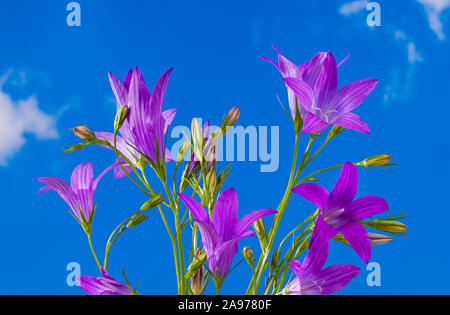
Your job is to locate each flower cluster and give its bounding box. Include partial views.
[35,48,406,295]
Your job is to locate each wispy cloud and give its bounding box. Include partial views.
[418,0,450,40]
[339,0,369,16]
[0,72,58,166]
[384,31,423,106]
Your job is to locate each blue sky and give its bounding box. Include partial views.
[0,0,449,294]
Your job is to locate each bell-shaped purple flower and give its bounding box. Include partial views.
[262,47,377,134]
[178,188,276,279]
[96,67,177,179]
[77,268,134,295]
[292,162,389,263]
[287,218,360,295]
[34,162,118,224]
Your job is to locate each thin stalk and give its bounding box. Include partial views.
[87,233,102,272]
[248,133,300,295]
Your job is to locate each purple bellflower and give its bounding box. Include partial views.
[77,268,134,295]
[292,162,389,263]
[96,67,177,179]
[262,47,377,134]
[178,188,276,279]
[287,218,360,295]
[34,162,118,229]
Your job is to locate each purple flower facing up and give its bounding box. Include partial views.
[96,67,177,179]
[178,188,277,279]
[77,268,134,295]
[287,218,360,295]
[262,47,377,134]
[292,162,389,263]
[34,162,118,226]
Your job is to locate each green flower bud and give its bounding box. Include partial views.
[364,219,408,234]
[358,154,392,168]
[114,105,129,132]
[140,194,165,211]
[253,219,269,250]
[242,246,254,263]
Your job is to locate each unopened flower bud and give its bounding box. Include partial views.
[270,250,280,273]
[253,219,269,250]
[368,233,394,245]
[176,139,191,166]
[73,126,94,139]
[185,249,207,280]
[225,107,240,127]
[126,213,149,229]
[190,249,206,295]
[327,125,345,140]
[364,219,408,234]
[114,105,129,132]
[358,154,392,168]
[243,246,254,263]
[293,101,303,135]
[140,194,165,211]
[191,118,203,162]
[205,171,217,192]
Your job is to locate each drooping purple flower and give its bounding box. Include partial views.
[96,67,177,179]
[292,162,389,263]
[287,218,360,295]
[77,268,134,295]
[178,188,276,279]
[262,47,377,134]
[34,162,118,224]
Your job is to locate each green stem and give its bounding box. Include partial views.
[87,233,102,272]
[248,133,300,295]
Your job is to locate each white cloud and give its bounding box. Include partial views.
[384,31,423,106]
[0,72,58,166]
[418,0,450,40]
[339,0,369,16]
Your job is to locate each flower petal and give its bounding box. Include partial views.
[328,162,358,209]
[315,264,360,295]
[212,188,239,241]
[332,79,378,114]
[235,208,277,237]
[214,237,241,278]
[345,196,389,221]
[334,112,370,134]
[302,226,329,278]
[314,53,337,107]
[301,112,329,134]
[162,109,177,134]
[340,222,371,263]
[70,162,93,193]
[292,183,329,211]
[77,276,106,295]
[177,193,211,224]
[282,77,314,111]
[289,260,303,279]
[34,177,79,218]
[95,132,138,165]
[108,71,128,108]
[301,52,328,88]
